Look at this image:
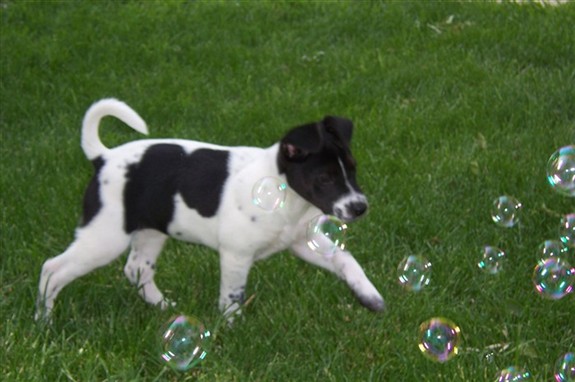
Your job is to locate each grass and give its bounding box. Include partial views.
[1,1,574,381]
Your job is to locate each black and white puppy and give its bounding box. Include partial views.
[35,99,385,323]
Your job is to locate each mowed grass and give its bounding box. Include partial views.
[1,1,574,381]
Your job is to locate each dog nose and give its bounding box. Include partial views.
[350,201,368,217]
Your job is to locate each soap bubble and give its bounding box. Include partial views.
[160,315,211,371]
[495,366,532,381]
[546,145,575,197]
[478,246,506,274]
[538,240,568,260]
[306,215,347,256]
[397,255,432,292]
[491,196,522,227]
[532,257,575,300]
[560,214,575,249]
[252,177,287,211]
[418,317,461,363]
[555,352,575,382]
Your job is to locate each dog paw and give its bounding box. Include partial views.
[220,302,243,327]
[34,311,53,326]
[158,299,177,310]
[358,294,386,313]
[225,311,245,328]
[34,303,54,324]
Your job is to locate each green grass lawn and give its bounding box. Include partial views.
[1,1,574,381]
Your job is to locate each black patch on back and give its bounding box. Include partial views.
[81,156,105,226]
[124,145,229,234]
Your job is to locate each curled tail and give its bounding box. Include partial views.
[81,98,148,160]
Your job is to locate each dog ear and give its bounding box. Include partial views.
[280,122,324,161]
[322,116,353,144]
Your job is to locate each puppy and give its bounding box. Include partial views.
[35,99,385,322]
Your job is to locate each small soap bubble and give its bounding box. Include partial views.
[546,145,575,197]
[478,246,506,274]
[560,214,575,249]
[555,352,575,382]
[252,177,287,211]
[495,366,532,381]
[418,317,461,363]
[532,257,575,300]
[538,240,568,260]
[306,215,347,256]
[160,315,211,371]
[491,196,522,227]
[397,255,432,292]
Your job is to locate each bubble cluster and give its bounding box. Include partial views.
[538,240,568,260]
[491,196,522,228]
[397,255,432,292]
[546,145,575,197]
[532,257,575,300]
[495,366,532,381]
[560,214,575,249]
[306,215,347,257]
[478,246,506,274]
[160,315,211,371]
[244,144,575,375]
[418,317,461,362]
[252,177,287,211]
[555,352,575,382]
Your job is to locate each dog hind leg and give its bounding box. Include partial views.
[124,229,172,309]
[35,226,131,321]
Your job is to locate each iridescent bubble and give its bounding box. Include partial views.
[252,177,287,211]
[495,366,532,381]
[478,246,506,274]
[555,352,575,382]
[538,240,568,260]
[397,255,432,292]
[560,214,575,249]
[306,215,347,257]
[491,196,522,227]
[546,145,575,197]
[160,315,211,371]
[418,317,461,363]
[532,257,575,300]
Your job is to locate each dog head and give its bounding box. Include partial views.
[277,116,368,222]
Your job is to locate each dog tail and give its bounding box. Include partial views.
[81,98,148,160]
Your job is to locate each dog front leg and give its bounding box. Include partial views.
[290,241,385,312]
[218,250,253,325]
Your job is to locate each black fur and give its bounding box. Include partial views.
[124,144,229,233]
[81,156,106,226]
